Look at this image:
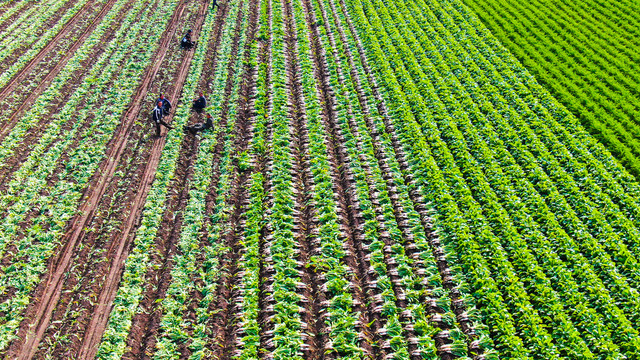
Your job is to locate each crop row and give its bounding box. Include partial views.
[461,0,640,178]
[337,0,640,357]
[0,0,180,351]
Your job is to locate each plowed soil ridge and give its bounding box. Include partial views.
[331,0,482,356]
[6,1,201,358]
[0,0,120,140]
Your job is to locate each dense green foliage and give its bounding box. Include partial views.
[462,0,640,178]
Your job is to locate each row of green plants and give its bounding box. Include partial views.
[0,0,179,350]
[94,2,236,358]
[255,0,303,356]
[461,0,640,178]
[234,0,271,357]
[296,0,434,356]
[340,0,640,357]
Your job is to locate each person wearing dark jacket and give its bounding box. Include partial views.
[152,101,174,137]
[181,29,195,50]
[184,113,213,134]
[212,0,220,10]
[156,94,171,115]
[192,92,207,112]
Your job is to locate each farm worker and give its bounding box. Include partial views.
[156,94,171,115]
[181,29,195,50]
[152,101,174,137]
[184,113,213,134]
[192,92,207,112]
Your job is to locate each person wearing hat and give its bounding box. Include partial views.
[156,93,172,115]
[181,29,195,50]
[152,101,174,137]
[184,113,213,134]
[192,92,207,113]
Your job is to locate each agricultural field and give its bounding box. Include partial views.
[0,0,638,359]
[462,0,640,177]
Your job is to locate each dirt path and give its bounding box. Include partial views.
[4,1,207,358]
[0,0,120,138]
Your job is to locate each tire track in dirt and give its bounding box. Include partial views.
[330,0,483,356]
[0,0,120,139]
[74,2,212,358]
[6,1,200,358]
[281,0,385,357]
